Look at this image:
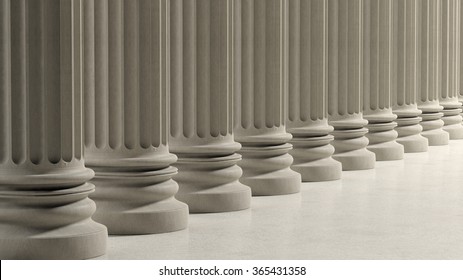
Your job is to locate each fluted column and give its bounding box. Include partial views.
[169,0,251,212]
[417,0,449,145]
[363,0,404,160]
[286,0,342,181]
[234,0,301,195]
[391,0,428,153]
[0,0,107,259]
[459,0,463,108]
[438,0,463,138]
[327,0,376,170]
[83,0,189,234]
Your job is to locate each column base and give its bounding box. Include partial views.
[420,113,449,146]
[0,220,107,260]
[174,153,252,213]
[0,182,107,259]
[332,148,376,171]
[90,167,189,234]
[291,157,342,182]
[395,117,428,153]
[238,143,301,196]
[367,141,404,161]
[366,122,404,161]
[442,111,463,139]
[396,135,429,153]
[290,135,342,182]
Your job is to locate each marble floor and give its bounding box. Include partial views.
[101,140,463,260]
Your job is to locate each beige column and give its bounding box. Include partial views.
[363,0,404,160]
[286,0,342,181]
[234,0,301,195]
[83,0,189,234]
[460,0,463,108]
[438,0,463,138]
[169,0,252,212]
[391,0,428,153]
[417,0,450,145]
[0,0,107,259]
[327,0,376,170]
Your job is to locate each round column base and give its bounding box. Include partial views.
[176,183,252,213]
[421,130,449,146]
[241,168,302,196]
[0,220,107,260]
[443,124,463,139]
[292,157,342,182]
[93,198,189,235]
[332,149,376,171]
[367,141,404,161]
[396,135,429,153]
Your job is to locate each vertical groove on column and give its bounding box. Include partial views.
[0,0,107,260]
[234,0,301,196]
[286,0,342,182]
[417,0,449,145]
[438,0,463,139]
[84,0,189,234]
[170,0,251,212]
[363,0,404,161]
[391,0,428,153]
[327,0,376,171]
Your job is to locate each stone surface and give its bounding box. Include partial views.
[327,0,376,170]
[391,0,429,153]
[0,0,107,259]
[234,0,301,195]
[286,0,342,182]
[417,0,450,146]
[363,0,404,161]
[83,0,189,234]
[169,0,252,212]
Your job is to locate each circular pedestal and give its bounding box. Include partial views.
[174,153,252,213]
[331,128,376,171]
[420,113,449,146]
[290,134,342,181]
[366,122,404,161]
[395,117,428,153]
[442,110,463,139]
[239,143,301,196]
[0,221,107,260]
[91,167,189,234]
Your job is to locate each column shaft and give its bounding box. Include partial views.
[234,0,301,195]
[327,0,376,170]
[83,0,189,234]
[391,0,428,153]
[0,0,107,259]
[286,0,342,181]
[363,0,404,160]
[169,0,251,212]
[438,0,463,138]
[417,0,449,145]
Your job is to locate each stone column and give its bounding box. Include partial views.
[327,0,376,170]
[169,0,252,212]
[438,0,463,138]
[460,0,463,108]
[234,0,301,195]
[0,0,107,259]
[417,0,449,145]
[391,0,428,153]
[286,0,342,181]
[363,0,404,160]
[83,0,189,234]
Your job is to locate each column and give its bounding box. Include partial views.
[286,0,342,181]
[83,0,189,234]
[391,0,428,153]
[0,0,107,259]
[327,0,376,170]
[438,0,463,138]
[417,0,449,145]
[169,0,252,212]
[460,0,463,108]
[363,0,404,160]
[234,0,302,195]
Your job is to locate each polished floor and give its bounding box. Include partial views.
[101,140,463,259]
